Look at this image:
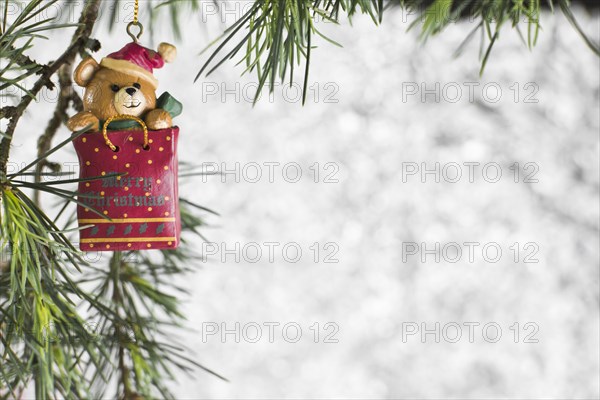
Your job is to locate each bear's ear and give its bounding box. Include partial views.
[73,57,100,87]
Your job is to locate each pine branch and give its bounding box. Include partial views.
[193,0,599,103]
[2,1,219,398]
[0,0,101,180]
[0,1,106,397]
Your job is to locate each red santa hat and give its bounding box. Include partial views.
[100,42,177,89]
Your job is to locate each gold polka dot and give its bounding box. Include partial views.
[85,182,90,187]
[82,137,87,143]
[123,213,128,218]
[167,241,172,246]
[159,147,164,152]
[105,244,110,249]
[165,196,170,201]
[149,139,154,144]
[89,243,94,248]
[129,137,134,141]
[85,161,91,166]
[156,179,161,184]
[147,243,152,248]
[112,155,117,160]
[100,191,105,196]
[163,166,169,170]
[147,207,153,211]
[94,148,99,152]
[135,149,140,154]
[127,243,132,248]
[139,177,144,181]
[103,210,108,215]
[164,211,170,216]
[124,187,129,191]
[101,171,106,176]
[116,176,121,180]
[148,160,152,164]
[84,208,89,212]
[125,163,130,168]
[166,136,171,141]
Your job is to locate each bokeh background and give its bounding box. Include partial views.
[5,2,600,399]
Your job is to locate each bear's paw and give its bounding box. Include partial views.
[67,111,100,132]
[145,109,173,130]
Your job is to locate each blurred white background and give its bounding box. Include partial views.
[5,2,600,399]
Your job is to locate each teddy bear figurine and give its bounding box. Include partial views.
[67,42,182,132]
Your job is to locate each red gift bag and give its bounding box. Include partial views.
[73,116,180,251]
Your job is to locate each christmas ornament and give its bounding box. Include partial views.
[68,2,182,251]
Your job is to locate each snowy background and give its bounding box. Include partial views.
[4,1,600,399]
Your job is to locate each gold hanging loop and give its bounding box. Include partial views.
[126,0,143,42]
[126,21,143,42]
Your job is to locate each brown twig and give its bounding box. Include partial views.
[110,251,134,399]
[4,44,45,71]
[0,106,13,120]
[33,63,79,205]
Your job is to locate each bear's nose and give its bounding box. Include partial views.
[125,87,137,96]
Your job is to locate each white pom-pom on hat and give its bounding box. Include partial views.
[158,42,177,63]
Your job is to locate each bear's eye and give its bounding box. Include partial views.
[110,84,120,92]
[133,83,141,89]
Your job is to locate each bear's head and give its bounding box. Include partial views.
[74,58,156,120]
[74,42,176,121]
